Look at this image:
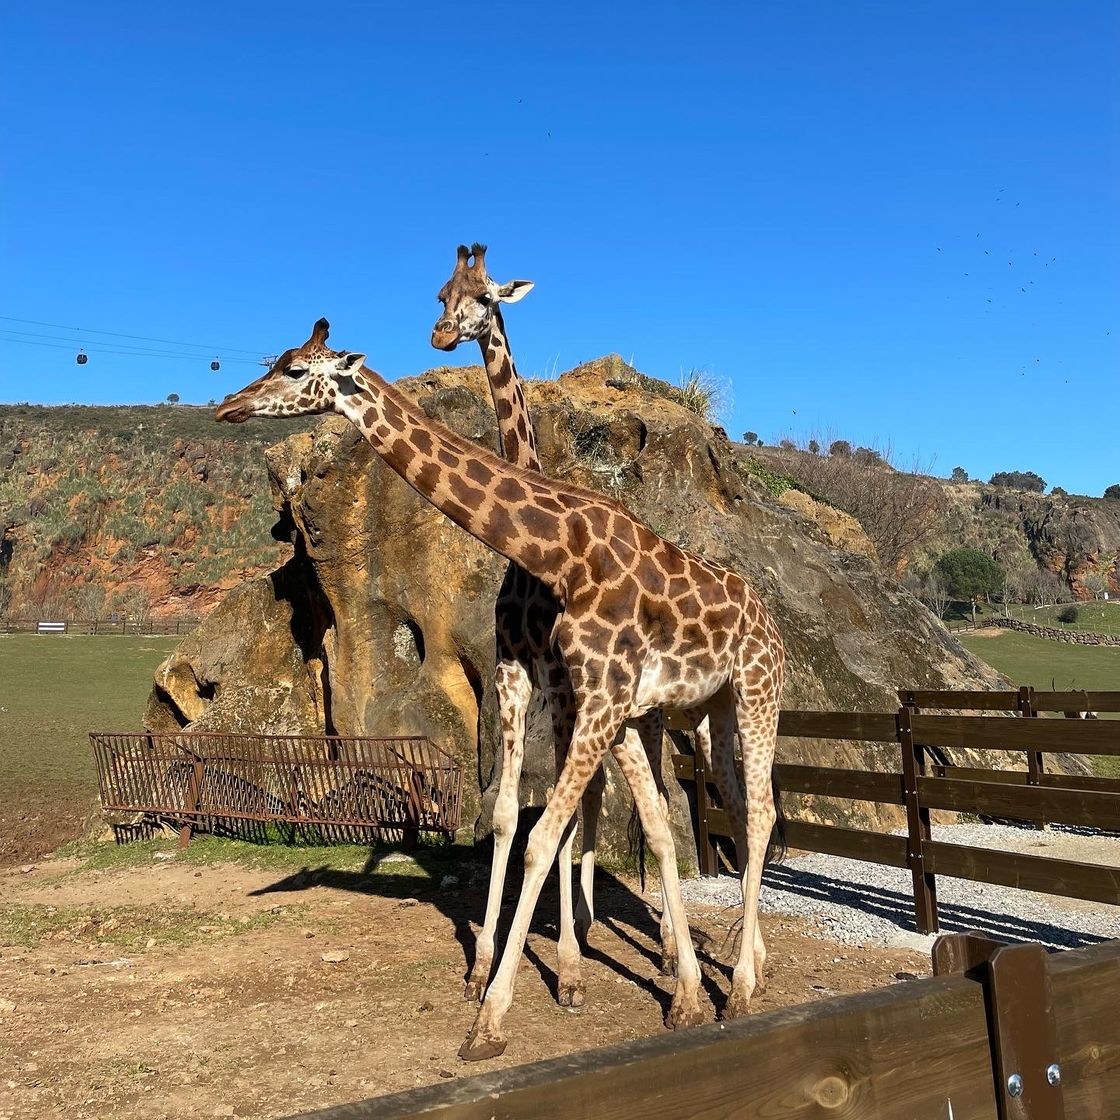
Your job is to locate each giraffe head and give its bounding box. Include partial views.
[214,318,366,423]
[431,243,534,351]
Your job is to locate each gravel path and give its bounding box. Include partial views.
[680,822,1120,951]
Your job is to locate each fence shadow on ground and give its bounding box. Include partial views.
[760,863,1110,950]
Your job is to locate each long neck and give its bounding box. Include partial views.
[479,308,540,471]
[335,367,571,596]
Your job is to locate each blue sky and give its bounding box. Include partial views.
[1,1,1116,494]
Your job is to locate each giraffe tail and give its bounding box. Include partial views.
[767,771,788,865]
[627,802,647,893]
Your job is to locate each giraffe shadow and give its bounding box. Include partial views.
[245,812,678,1000]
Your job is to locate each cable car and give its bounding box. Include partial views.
[76,350,88,365]
[210,357,221,371]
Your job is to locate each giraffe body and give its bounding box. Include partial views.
[215,318,784,1062]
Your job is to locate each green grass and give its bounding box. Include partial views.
[0,899,295,950]
[0,634,177,791]
[959,629,1120,777]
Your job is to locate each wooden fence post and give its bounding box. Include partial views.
[694,744,718,876]
[898,705,938,934]
[1020,685,1050,831]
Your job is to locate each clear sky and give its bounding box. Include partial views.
[1,1,1116,494]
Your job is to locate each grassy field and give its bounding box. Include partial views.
[959,628,1120,777]
[948,600,1120,634]
[0,634,178,862]
[0,633,177,787]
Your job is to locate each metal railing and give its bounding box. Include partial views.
[90,731,463,846]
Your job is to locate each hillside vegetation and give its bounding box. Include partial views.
[0,404,315,618]
[3,375,1119,621]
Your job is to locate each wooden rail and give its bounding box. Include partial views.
[677,688,1120,934]
[289,937,1120,1120]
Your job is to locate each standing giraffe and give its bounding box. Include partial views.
[215,319,784,1061]
[431,242,668,1008]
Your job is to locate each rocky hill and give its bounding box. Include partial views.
[0,404,315,618]
[141,357,1011,865]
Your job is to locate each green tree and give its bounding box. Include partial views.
[829,439,851,457]
[1105,484,1120,502]
[807,439,820,455]
[935,548,1005,601]
[950,466,969,483]
[741,431,759,446]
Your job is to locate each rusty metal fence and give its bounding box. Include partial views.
[90,732,463,847]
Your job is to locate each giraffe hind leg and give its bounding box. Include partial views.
[463,658,531,1003]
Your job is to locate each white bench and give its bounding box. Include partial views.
[36,621,67,634]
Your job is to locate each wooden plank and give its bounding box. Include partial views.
[898,688,1020,710]
[774,763,905,805]
[925,841,1120,905]
[671,754,695,781]
[909,713,1120,755]
[930,765,1120,796]
[918,776,1120,830]
[290,969,999,1120]
[777,710,899,743]
[1032,691,1120,713]
[291,941,1120,1120]
[784,820,910,868]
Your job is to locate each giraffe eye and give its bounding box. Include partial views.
[478,292,493,305]
[286,362,309,379]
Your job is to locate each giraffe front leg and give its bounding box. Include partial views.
[460,726,616,1062]
[572,763,603,953]
[555,803,584,1008]
[464,660,531,1003]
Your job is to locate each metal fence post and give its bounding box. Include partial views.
[898,705,938,934]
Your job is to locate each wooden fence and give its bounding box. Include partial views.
[676,688,1120,934]
[90,732,463,847]
[1,616,198,635]
[290,934,1120,1120]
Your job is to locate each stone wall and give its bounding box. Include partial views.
[976,616,1120,647]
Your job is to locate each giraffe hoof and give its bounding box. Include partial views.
[665,1004,706,1031]
[660,953,679,978]
[557,980,586,1009]
[463,980,484,1003]
[458,1030,508,1062]
[721,992,753,1020]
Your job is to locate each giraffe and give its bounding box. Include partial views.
[214,319,785,1062]
[430,242,670,1008]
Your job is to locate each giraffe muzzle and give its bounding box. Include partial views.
[214,395,251,423]
[431,321,461,351]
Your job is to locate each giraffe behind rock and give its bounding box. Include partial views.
[215,318,785,1062]
[432,242,671,1008]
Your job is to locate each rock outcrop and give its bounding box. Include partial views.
[146,357,1006,868]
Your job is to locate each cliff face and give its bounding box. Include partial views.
[145,357,1005,862]
[983,489,1120,595]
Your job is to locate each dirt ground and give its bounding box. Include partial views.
[0,851,929,1120]
[0,782,93,870]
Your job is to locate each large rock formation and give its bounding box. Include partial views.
[146,357,1005,868]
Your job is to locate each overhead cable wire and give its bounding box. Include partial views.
[0,314,263,356]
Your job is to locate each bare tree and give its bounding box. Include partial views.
[1080,564,1111,601]
[776,438,946,571]
[920,571,952,620]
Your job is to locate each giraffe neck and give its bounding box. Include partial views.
[335,367,571,596]
[480,308,540,472]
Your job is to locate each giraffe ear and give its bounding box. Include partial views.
[339,352,366,371]
[495,279,534,304]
